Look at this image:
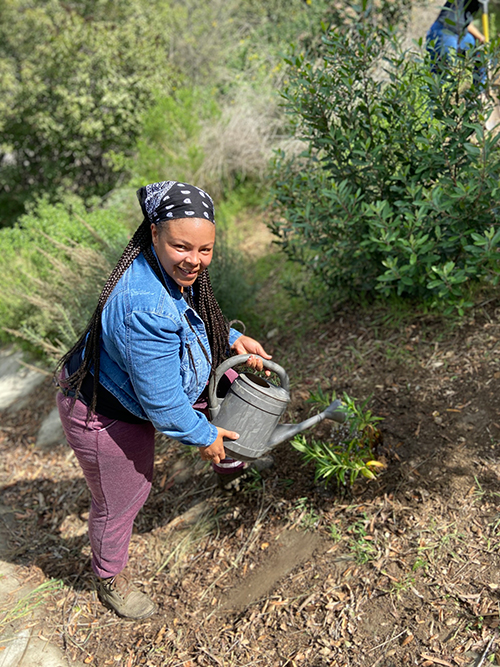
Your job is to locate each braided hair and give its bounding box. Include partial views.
[56,182,230,416]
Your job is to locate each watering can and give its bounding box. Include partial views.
[208,354,346,461]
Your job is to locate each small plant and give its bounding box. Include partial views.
[293,496,321,529]
[0,579,64,633]
[292,391,384,487]
[329,523,342,543]
[387,573,416,599]
[347,516,379,563]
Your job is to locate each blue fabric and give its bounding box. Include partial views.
[427,19,476,55]
[95,248,241,448]
[426,20,486,85]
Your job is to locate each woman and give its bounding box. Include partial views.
[56,180,272,620]
[426,0,486,86]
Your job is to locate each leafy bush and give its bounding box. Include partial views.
[210,232,255,325]
[110,88,219,190]
[0,0,173,224]
[292,392,384,487]
[270,5,500,314]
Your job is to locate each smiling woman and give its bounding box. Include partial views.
[54,180,272,620]
[151,217,215,289]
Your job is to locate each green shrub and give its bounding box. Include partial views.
[210,232,255,326]
[0,198,129,358]
[110,88,219,190]
[270,5,500,314]
[0,0,174,224]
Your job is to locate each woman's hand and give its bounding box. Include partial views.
[231,335,272,374]
[198,426,239,464]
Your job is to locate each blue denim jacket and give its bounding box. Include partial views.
[97,249,241,447]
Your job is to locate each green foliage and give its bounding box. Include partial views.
[210,231,255,325]
[347,515,378,563]
[292,392,384,486]
[270,4,500,314]
[0,198,129,357]
[0,0,173,224]
[0,0,351,227]
[110,88,220,189]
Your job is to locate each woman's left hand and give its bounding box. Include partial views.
[231,335,272,375]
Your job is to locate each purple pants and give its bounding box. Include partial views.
[57,392,155,578]
[57,370,243,578]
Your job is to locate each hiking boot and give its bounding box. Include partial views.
[216,455,274,490]
[96,569,157,620]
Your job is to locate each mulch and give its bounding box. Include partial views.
[1,301,500,666]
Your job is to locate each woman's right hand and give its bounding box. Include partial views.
[198,426,239,464]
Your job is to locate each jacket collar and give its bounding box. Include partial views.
[150,245,183,301]
[149,245,197,311]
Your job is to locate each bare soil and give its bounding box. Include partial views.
[2,299,500,667]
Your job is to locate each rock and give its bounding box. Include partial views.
[0,347,46,412]
[36,407,66,449]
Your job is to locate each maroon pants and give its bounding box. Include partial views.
[57,392,155,578]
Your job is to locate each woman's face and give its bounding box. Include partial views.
[151,218,215,290]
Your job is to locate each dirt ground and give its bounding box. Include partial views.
[1,297,500,667]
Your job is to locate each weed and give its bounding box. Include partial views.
[387,573,416,599]
[0,579,64,633]
[347,517,378,564]
[412,556,428,572]
[293,497,321,530]
[243,468,265,494]
[329,524,342,543]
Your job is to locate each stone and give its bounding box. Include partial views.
[36,407,66,449]
[0,348,46,412]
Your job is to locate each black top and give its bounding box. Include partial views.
[437,0,481,34]
[66,350,148,424]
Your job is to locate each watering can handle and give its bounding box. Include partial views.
[208,354,290,412]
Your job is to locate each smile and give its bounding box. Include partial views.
[177,267,198,278]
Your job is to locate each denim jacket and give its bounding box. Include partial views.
[97,249,241,447]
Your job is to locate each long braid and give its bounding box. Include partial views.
[55,219,152,415]
[194,270,230,370]
[56,219,230,415]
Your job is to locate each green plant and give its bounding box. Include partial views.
[347,516,378,563]
[0,198,128,356]
[209,231,255,324]
[329,523,342,543]
[292,392,384,486]
[386,573,416,599]
[0,579,64,633]
[293,496,321,529]
[270,2,500,315]
[412,556,428,572]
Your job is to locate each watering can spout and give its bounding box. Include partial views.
[265,399,346,451]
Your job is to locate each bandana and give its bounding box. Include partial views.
[136,180,215,224]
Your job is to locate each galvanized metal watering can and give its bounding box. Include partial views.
[208,354,346,461]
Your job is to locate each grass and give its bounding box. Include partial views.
[293,497,321,530]
[0,579,64,634]
[347,516,380,564]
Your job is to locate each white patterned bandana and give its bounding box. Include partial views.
[136,180,215,224]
